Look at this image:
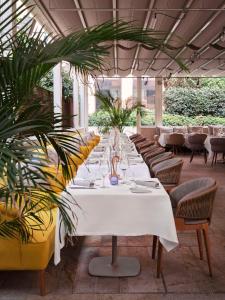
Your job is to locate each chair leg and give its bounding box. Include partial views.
[39,269,47,296]
[190,151,194,163]
[152,235,158,259]
[202,227,212,277]
[204,150,207,164]
[196,229,203,260]
[215,152,218,165]
[157,241,163,278]
[211,152,215,167]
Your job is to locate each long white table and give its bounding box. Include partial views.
[54,137,178,277]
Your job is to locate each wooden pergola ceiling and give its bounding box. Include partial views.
[34,0,225,77]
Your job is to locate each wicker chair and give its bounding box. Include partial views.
[140,144,159,156]
[133,136,146,145]
[142,147,165,162]
[210,137,225,166]
[151,158,183,191]
[136,140,155,153]
[186,133,207,163]
[166,133,185,154]
[149,151,173,168]
[146,151,174,176]
[153,177,217,278]
[129,133,140,141]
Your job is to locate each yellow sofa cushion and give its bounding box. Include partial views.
[68,153,84,167]
[0,208,57,270]
[80,145,91,158]
[42,165,76,194]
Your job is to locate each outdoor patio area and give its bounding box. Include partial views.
[1,1,225,299]
[0,154,224,300]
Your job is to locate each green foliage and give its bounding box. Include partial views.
[89,111,225,127]
[164,87,225,117]
[39,70,73,99]
[166,77,225,89]
[95,91,144,132]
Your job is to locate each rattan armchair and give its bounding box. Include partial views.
[140,144,159,156]
[152,177,217,278]
[186,133,207,163]
[133,136,146,145]
[146,151,173,176]
[210,137,225,166]
[136,140,155,153]
[129,133,140,141]
[142,147,165,162]
[166,133,185,154]
[151,158,183,191]
[148,151,173,169]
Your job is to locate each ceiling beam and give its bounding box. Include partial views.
[34,0,64,36]
[112,0,118,75]
[157,1,225,76]
[130,0,156,74]
[73,0,87,29]
[48,8,225,12]
[190,50,225,75]
[145,0,194,75]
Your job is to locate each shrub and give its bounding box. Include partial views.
[164,87,225,117]
[89,111,225,127]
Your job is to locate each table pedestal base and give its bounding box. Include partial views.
[89,256,140,277]
[88,236,140,277]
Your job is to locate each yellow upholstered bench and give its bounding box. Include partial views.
[0,207,57,295]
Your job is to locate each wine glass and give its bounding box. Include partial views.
[119,158,128,184]
[99,159,109,188]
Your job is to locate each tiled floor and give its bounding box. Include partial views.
[1,153,225,300]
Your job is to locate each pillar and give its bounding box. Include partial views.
[72,73,79,128]
[53,63,62,119]
[136,77,142,133]
[155,77,163,126]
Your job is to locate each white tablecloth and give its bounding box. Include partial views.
[158,133,171,147]
[54,165,178,265]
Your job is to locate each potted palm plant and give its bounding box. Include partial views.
[0,0,187,241]
[95,91,144,133]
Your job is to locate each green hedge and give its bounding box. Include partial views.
[89,110,225,127]
[164,87,225,117]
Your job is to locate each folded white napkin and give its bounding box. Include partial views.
[72,179,92,187]
[135,180,159,189]
[90,152,103,158]
[129,157,143,164]
[94,146,105,152]
[130,186,152,193]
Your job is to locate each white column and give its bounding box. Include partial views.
[136,77,142,133]
[84,83,89,131]
[53,63,62,116]
[121,77,133,105]
[73,74,79,128]
[155,77,163,126]
[79,78,85,128]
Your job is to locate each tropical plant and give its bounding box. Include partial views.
[95,91,145,132]
[0,0,187,241]
[39,70,73,99]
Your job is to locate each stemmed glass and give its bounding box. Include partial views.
[99,159,109,188]
[119,158,129,184]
